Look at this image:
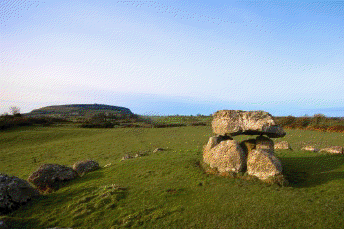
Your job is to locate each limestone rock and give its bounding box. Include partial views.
[203,140,246,173]
[153,148,164,153]
[104,163,112,168]
[203,136,234,164]
[301,146,319,152]
[319,146,343,154]
[0,174,40,214]
[212,110,286,138]
[256,135,274,153]
[274,141,292,150]
[28,164,78,193]
[73,160,100,176]
[121,154,133,161]
[247,149,283,180]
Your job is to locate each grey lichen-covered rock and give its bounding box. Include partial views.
[247,149,283,180]
[274,141,292,150]
[203,140,246,173]
[255,135,274,153]
[0,174,40,214]
[212,110,286,138]
[73,160,100,176]
[28,164,78,193]
[319,146,343,154]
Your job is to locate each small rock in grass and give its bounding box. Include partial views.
[121,154,133,161]
[153,148,164,153]
[274,141,292,150]
[301,146,319,152]
[73,160,100,177]
[319,146,343,154]
[104,163,112,168]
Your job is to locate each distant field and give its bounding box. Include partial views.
[1,126,344,228]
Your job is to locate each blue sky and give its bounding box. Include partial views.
[1,0,343,116]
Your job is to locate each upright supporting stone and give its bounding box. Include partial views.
[255,135,274,154]
[203,140,246,173]
[239,139,256,157]
[247,149,282,180]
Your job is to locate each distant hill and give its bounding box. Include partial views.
[27,104,133,121]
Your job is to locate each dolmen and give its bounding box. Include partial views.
[203,110,287,185]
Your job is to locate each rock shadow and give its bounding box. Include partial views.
[0,216,40,229]
[280,154,344,188]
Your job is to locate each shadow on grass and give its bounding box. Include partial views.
[67,169,105,186]
[0,215,40,229]
[280,154,344,188]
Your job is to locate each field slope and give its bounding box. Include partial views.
[1,126,344,228]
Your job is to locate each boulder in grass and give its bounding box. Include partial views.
[319,146,343,154]
[203,140,246,173]
[301,146,319,152]
[28,164,78,193]
[212,110,286,138]
[0,174,40,214]
[274,141,292,150]
[72,160,100,176]
[247,149,283,180]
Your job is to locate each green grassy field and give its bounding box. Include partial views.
[1,126,344,228]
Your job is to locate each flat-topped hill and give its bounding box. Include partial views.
[27,104,133,120]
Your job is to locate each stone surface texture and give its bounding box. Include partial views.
[28,164,78,193]
[255,135,274,153]
[72,160,100,176]
[301,146,319,152]
[247,149,283,180]
[239,139,256,157]
[153,148,164,153]
[212,110,285,138]
[319,146,343,154]
[0,174,40,214]
[203,140,246,173]
[274,141,292,150]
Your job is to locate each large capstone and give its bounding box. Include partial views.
[212,110,286,138]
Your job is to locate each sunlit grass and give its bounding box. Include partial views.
[1,126,344,228]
